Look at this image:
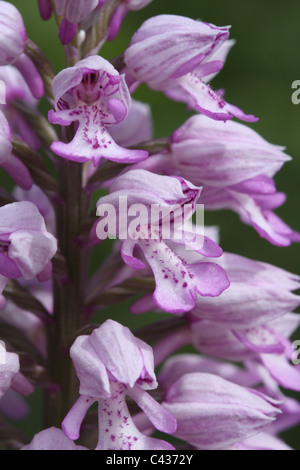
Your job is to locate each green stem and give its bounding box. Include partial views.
[44,157,91,428]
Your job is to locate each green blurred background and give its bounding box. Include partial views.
[3,0,300,449]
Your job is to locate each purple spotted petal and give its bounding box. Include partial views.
[95,382,175,450]
[177,74,258,122]
[49,106,147,165]
[135,238,229,313]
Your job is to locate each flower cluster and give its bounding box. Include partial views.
[0,0,299,452]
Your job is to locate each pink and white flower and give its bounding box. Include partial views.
[124,15,257,122]
[62,320,176,450]
[49,56,148,166]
